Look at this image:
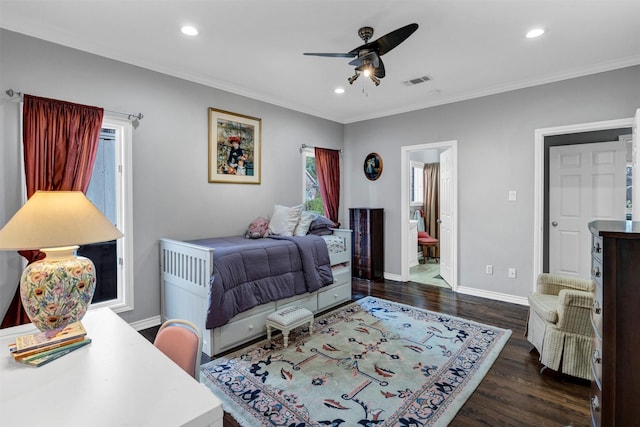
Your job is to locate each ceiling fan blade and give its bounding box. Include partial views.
[303,52,357,58]
[374,58,385,78]
[370,23,418,56]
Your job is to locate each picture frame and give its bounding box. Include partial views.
[364,152,383,181]
[208,107,262,184]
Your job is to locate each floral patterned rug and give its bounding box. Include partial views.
[201,296,511,426]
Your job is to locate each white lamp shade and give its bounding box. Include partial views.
[0,191,123,250]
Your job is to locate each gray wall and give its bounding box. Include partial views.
[0,30,344,324]
[2,27,639,324]
[344,65,640,299]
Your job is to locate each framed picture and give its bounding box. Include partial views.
[364,152,383,181]
[208,108,262,184]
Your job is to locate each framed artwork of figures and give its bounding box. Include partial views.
[364,152,383,181]
[208,108,262,184]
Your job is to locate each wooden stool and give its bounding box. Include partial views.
[266,306,314,348]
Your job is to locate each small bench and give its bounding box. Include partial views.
[418,231,439,263]
[266,306,314,348]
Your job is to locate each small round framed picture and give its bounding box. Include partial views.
[364,153,383,181]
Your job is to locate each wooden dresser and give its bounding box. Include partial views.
[349,208,384,280]
[588,220,640,427]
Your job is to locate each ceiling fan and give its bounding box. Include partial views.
[304,23,419,86]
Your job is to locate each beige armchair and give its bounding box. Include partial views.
[526,273,594,380]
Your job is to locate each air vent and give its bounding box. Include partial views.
[403,75,432,86]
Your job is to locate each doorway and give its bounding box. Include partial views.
[400,141,458,290]
[533,118,634,286]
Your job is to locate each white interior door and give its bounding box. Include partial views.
[439,148,453,284]
[549,140,626,279]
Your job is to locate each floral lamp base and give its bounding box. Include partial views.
[20,246,96,331]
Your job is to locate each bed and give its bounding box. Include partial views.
[160,229,352,356]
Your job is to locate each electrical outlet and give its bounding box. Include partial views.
[508,268,517,279]
[485,265,493,275]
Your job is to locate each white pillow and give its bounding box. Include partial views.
[269,204,303,236]
[294,211,317,236]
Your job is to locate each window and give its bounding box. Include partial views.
[80,116,134,313]
[302,148,325,214]
[410,160,424,206]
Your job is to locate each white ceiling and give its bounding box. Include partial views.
[2,0,640,124]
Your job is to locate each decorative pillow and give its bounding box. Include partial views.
[268,204,303,236]
[294,211,317,236]
[245,217,271,239]
[308,215,336,236]
[309,214,335,230]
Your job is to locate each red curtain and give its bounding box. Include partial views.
[1,95,104,328]
[314,147,340,226]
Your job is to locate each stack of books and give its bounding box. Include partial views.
[8,321,92,367]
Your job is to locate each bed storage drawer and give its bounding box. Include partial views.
[332,265,351,286]
[277,292,318,313]
[318,282,351,310]
[215,306,272,351]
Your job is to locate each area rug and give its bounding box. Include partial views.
[201,296,511,427]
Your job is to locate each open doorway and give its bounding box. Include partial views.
[400,141,458,290]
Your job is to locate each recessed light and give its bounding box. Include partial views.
[334,87,345,94]
[181,25,199,36]
[526,28,545,39]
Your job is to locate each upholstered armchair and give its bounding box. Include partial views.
[526,273,594,380]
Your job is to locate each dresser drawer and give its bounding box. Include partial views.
[591,234,603,263]
[591,333,603,389]
[590,376,602,427]
[591,255,603,339]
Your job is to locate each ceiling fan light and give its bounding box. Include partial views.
[334,87,345,94]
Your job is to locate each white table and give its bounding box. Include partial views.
[0,308,223,427]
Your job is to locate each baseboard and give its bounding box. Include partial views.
[456,286,529,306]
[384,272,402,282]
[129,315,162,331]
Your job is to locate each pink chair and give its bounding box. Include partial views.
[154,319,202,381]
[418,231,439,263]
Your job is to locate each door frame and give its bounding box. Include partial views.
[533,117,634,289]
[400,140,458,290]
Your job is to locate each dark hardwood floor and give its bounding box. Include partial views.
[141,279,591,427]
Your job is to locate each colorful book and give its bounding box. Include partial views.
[11,336,88,360]
[10,321,87,353]
[18,338,92,367]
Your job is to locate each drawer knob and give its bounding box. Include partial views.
[593,300,602,315]
[592,349,601,364]
[593,242,602,253]
[248,324,254,331]
[591,395,600,412]
[592,267,601,278]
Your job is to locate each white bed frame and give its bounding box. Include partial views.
[160,229,352,356]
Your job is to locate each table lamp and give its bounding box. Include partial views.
[0,191,123,331]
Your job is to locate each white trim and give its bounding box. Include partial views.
[456,287,529,306]
[129,315,162,332]
[90,115,135,313]
[384,272,402,282]
[400,141,458,290]
[533,117,634,290]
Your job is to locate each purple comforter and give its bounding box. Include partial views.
[185,235,333,329]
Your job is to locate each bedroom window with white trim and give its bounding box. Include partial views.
[410,160,424,206]
[301,148,325,214]
[80,115,134,313]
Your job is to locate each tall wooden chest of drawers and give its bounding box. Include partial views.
[349,208,384,281]
[588,220,640,427]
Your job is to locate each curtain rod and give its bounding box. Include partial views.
[5,89,144,121]
[299,143,343,154]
